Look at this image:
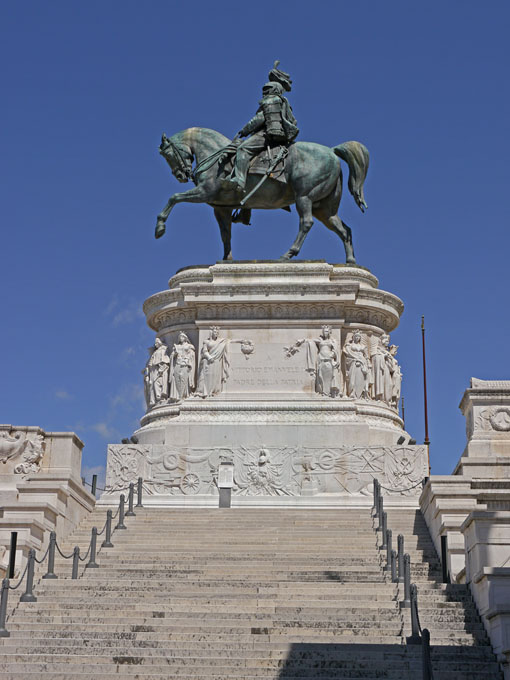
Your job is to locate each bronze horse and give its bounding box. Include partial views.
[156,127,369,262]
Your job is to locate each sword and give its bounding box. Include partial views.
[240,147,287,206]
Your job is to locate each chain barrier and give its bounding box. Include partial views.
[33,544,51,565]
[7,561,29,591]
[0,477,143,637]
[83,480,132,493]
[55,540,75,560]
[372,479,434,679]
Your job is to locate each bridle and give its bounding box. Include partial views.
[161,138,194,181]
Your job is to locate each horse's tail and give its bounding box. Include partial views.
[333,141,369,213]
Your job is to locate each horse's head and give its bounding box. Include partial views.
[159,133,194,183]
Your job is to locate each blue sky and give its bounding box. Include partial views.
[1,1,509,483]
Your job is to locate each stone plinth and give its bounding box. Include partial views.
[456,378,510,476]
[102,261,427,507]
[0,425,95,577]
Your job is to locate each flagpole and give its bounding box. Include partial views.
[421,316,430,459]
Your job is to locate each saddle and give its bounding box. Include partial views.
[219,145,288,185]
[248,145,287,183]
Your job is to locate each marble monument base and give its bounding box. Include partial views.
[101,261,427,508]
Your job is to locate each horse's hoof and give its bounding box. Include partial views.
[346,258,357,265]
[155,223,166,239]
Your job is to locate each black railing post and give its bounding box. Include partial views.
[397,534,405,583]
[372,479,380,517]
[407,583,422,644]
[42,531,58,579]
[85,528,99,569]
[0,579,10,637]
[422,628,432,678]
[8,532,17,579]
[377,495,384,531]
[115,494,126,530]
[380,512,388,550]
[384,529,392,572]
[20,549,37,602]
[401,553,411,608]
[126,483,135,517]
[391,549,397,582]
[441,534,450,584]
[91,474,97,496]
[71,547,80,579]
[136,477,143,508]
[101,510,114,548]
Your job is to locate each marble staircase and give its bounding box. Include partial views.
[0,507,503,679]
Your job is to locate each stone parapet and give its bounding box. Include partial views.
[462,512,510,676]
[0,426,95,577]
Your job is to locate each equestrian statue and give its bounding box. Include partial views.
[155,61,369,263]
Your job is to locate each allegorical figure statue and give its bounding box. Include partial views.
[372,333,392,403]
[168,332,196,401]
[195,327,230,398]
[143,338,170,408]
[227,61,299,192]
[343,330,370,399]
[388,344,402,410]
[285,326,340,397]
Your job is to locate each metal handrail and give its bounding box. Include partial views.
[0,477,143,636]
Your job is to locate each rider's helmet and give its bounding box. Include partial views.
[268,60,292,92]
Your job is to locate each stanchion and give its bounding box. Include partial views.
[377,496,384,532]
[397,534,405,583]
[71,547,80,579]
[372,479,380,517]
[422,628,432,677]
[407,584,422,644]
[115,494,126,530]
[85,528,99,569]
[384,529,392,572]
[101,510,114,548]
[126,483,136,517]
[91,474,97,496]
[8,532,17,579]
[380,512,388,550]
[390,549,397,582]
[20,549,37,602]
[0,579,10,637]
[136,477,143,508]
[42,531,58,579]
[400,553,411,608]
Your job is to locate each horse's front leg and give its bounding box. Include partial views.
[155,186,210,239]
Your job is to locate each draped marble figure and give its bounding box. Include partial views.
[305,326,341,397]
[372,333,392,402]
[343,330,370,399]
[169,332,196,401]
[143,338,170,408]
[196,327,230,397]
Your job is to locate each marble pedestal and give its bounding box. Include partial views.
[102,261,427,507]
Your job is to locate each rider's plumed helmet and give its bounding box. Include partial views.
[268,60,292,92]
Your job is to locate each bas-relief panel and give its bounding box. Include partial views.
[105,444,427,498]
[475,407,510,433]
[0,428,45,476]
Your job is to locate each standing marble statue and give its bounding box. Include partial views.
[169,332,196,401]
[196,327,231,398]
[343,330,370,399]
[372,333,392,403]
[143,338,170,408]
[388,344,402,410]
[285,326,340,397]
